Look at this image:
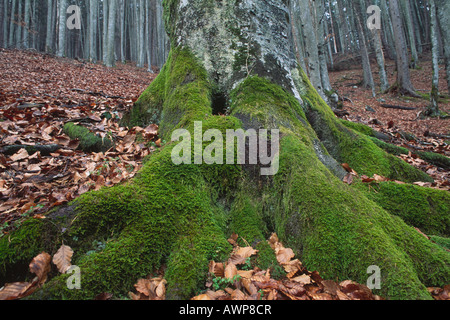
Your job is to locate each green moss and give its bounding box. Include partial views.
[123,48,213,139]
[352,181,450,237]
[339,121,450,170]
[369,137,409,155]
[0,217,66,284]
[63,123,114,153]
[254,241,286,280]
[368,137,450,170]
[299,70,432,183]
[339,119,376,137]
[430,236,450,250]
[0,219,45,274]
[121,63,168,128]
[229,188,267,246]
[229,76,308,131]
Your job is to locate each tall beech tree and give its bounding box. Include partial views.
[436,0,450,95]
[0,0,449,301]
[388,0,419,96]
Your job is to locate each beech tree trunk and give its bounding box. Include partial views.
[389,0,419,96]
[428,0,439,116]
[1,0,449,301]
[436,0,450,95]
[57,0,67,57]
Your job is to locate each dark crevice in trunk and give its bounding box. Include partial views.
[211,91,228,115]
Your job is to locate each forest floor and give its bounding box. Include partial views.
[0,49,449,301]
[330,53,450,137]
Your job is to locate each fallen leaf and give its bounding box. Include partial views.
[29,252,51,285]
[52,245,74,273]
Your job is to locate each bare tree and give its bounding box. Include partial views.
[57,0,67,57]
[389,0,419,96]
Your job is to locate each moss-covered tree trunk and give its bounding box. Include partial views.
[1,0,449,300]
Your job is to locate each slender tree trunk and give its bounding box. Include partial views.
[8,0,16,47]
[428,0,439,116]
[315,0,332,94]
[400,0,418,67]
[389,0,419,96]
[120,0,125,63]
[57,0,67,57]
[0,0,4,48]
[137,0,145,68]
[1,0,7,48]
[105,0,117,67]
[372,27,389,93]
[102,0,108,62]
[436,0,450,95]
[16,0,22,48]
[297,0,324,97]
[46,0,54,52]
[89,0,97,62]
[380,0,396,60]
[146,0,153,72]
[353,0,375,96]
[23,0,31,48]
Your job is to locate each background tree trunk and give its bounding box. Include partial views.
[105,0,117,67]
[428,0,439,116]
[389,0,419,96]
[436,0,450,95]
[57,0,67,57]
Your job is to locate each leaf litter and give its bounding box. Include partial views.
[0,49,159,233]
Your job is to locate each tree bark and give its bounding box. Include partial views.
[23,0,31,48]
[89,0,98,62]
[297,0,324,98]
[353,0,376,97]
[436,0,450,95]
[388,0,419,96]
[2,0,449,301]
[105,0,117,67]
[428,0,440,116]
[57,0,67,57]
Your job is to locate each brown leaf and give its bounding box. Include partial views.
[224,262,238,280]
[231,289,247,300]
[134,278,154,297]
[236,247,258,259]
[241,278,258,296]
[322,280,339,296]
[191,293,212,300]
[307,292,334,300]
[227,233,239,247]
[268,233,279,249]
[52,245,74,273]
[209,261,224,278]
[291,274,311,285]
[341,163,352,173]
[9,148,29,162]
[29,252,51,285]
[94,292,113,300]
[237,270,254,279]
[0,282,34,300]
[343,173,353,185]
[155,279,167,298]
[275,247,295,264]
[229,254,247,265]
